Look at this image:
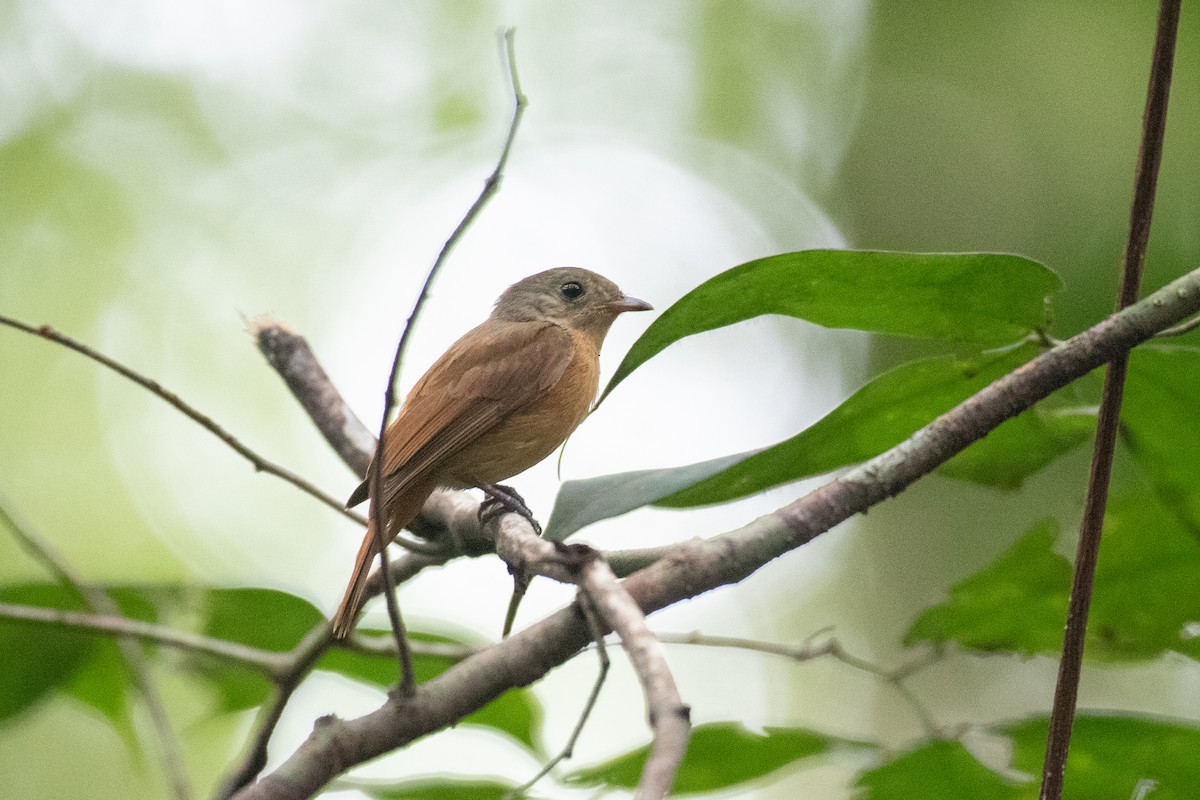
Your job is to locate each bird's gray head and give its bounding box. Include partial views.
[492,267,652,343]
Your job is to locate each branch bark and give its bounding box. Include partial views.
[232,264,1200,800]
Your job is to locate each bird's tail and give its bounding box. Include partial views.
[330,477,439,640]
[331,522,380,639]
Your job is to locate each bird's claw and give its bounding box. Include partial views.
[479,483,542,536]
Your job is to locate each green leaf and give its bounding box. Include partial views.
[904,520,1072,655]
[319,629,543,752]
[1003,714,1200,800]
[565,723,835,793]
[548,342,1043,540]
[1089,493,1200,661]
[906,494,1200,661]
[1124,346,1200,533]
[600,250,1059,404]
[358,778,537,799]
[197,587,325,711]
[0,584,95,721]
[854,739,1026,800]
[545,451,754,541]
[938,405,1094,490]
[62,585,168,738]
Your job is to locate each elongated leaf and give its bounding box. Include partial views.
[1003,714,1200,800]
[549,343,1043,540]
[1124,346,1200,533]
[854,739,1024,800]
[565,723,837,793]
[359,778,537,799]
[600,250,1059,404]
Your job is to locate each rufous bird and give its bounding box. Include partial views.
[331,267,652,639]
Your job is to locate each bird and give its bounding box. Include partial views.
[331,267,652,639]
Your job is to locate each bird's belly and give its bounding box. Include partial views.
[441,345,599,487]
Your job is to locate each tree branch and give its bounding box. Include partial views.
[231,264,1200,800]
[0,600,290,676]
[0,314,361,526]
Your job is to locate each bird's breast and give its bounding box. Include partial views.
[441,332,600,487]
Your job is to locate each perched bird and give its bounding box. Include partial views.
[331,267,652,639]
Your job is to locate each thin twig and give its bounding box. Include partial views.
[0,314,361,525]
[654,630,941,737]
[1155,312,1200,338]
[364,27,528,686]
[212,625,335,800]
[0,600,290,676]
[0,498,195,800]
[1040,3,1181,798]
[506,591,611,799]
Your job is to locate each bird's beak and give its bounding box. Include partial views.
[611,295,653,314]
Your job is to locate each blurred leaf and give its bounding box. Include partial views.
[904,520,1072,655]
[854,739,1025,800]
[549,343,1042,540]
[600,250,1059,404]
[907,495,1200,661]
[1124,347,1200,533]
[62,585,177,747]
[64,638,136,748]
[938,406,1094,489]
[1089,494,1200,661]
[1004,714,1200,800]
[319,629,542,752]
[358,778,537,799]
[197,587,324,711]
[0,584,95,721]
[565,723,836,793]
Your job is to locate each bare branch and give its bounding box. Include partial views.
[656,630,941,737]
[232,264,1200,800]
[253,318,376,477]
[0,600,290,676]
[0,314,362,526]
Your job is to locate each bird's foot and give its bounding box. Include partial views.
[479,483,542,536]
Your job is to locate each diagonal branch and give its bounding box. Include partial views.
[0,600,290,676]
[0,314,362,525]
[231,264,1200,800]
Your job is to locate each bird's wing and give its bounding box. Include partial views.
[359,320,576,510]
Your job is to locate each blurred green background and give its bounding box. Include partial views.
[1,1,1196,798]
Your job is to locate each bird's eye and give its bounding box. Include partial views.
[560,281,585,301]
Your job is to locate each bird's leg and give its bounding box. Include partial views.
[478,483,542,536]
[478,483,543,639]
